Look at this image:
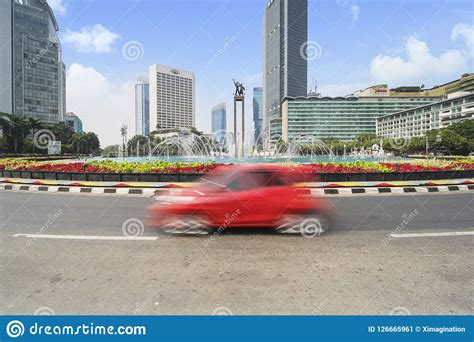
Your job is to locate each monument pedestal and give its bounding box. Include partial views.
[233,96,245,158]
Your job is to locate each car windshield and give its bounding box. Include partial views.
[199,172,235,189]
[226,170,289,191]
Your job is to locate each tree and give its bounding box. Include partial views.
[49,121,74,145]
[190,127,204,136]
[446,120,473,143]
[70,133,86,154]
[102,145,120,157]
[83,132,100,154]
[70,132,100,155]
[0,112,29,154]
[127,135,148,156]
[26,117,44,154]
[356,133,377,145]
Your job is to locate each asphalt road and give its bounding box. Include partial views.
[1,191,473,315]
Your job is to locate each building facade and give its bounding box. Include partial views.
[352,74,474,98]
[135,80,150,136]
[64,112,83,133]
[211,103,226,144]
[253,87,263,146]
[377,92,474,139]
[282,96,441,141]
[0,0,66,122]
[263,0,308,140]
[149,64,195,132]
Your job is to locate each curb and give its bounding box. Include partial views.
[1,177,473,189]
[1,183,472,197]
[311,185,473,196]
[1,184,156,197]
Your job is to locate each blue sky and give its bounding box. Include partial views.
[48,0,474,146]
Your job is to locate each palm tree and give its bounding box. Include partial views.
[70,132,86,154]
[83,132,100,154]
[26,117,44,154]
[0,113,29,154]
[49,121,74,145]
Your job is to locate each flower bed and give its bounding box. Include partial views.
[0,159,226,174]
[299,160,474,174]
[0,158,473,174]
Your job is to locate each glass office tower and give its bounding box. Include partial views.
[263,0,308,141]
[211,103,226,145]
[135,80,150,136]
[0,0,65,122]
[253,87,263,147]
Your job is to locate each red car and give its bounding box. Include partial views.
[146,165,334,236]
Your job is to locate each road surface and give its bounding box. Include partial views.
[0,191,472,315]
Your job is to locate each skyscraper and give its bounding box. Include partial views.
[253,87,263,147]
[0,0,66,122]
[149,64,195,131]
[135,80,150,136]
[211,103,226,144]
[263,0,308,140]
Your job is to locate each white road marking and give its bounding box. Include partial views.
[391,231,474,238]
[13,233,157,241]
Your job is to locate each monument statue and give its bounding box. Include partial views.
[233,79,245,96]
[232,79,245,158]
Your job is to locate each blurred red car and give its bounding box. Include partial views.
[146,165,334,236]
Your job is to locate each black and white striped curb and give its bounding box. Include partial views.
[1,183,473,196]
[0,184,156,197]
[311,185,473,195]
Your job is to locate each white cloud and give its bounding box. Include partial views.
[62,25,120,54]
[451,22,474,57]
[66,63,134,146]
[370,25,471,85]
[350,4,360,22]
[47,0,66,16]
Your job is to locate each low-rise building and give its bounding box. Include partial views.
[377,92,474,138]
[351,73,474,98]
[281,96,440,141]
[64,112,83,133]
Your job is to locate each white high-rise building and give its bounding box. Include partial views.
[149,64,195,131]
[135,80,150,136]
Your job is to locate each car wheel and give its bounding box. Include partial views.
[276,214,329,237]
[163,215,213,235]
